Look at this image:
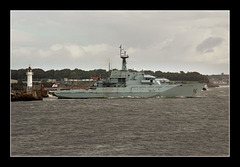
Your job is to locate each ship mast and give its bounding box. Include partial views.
[119,45,129,70]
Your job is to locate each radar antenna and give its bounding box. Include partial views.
[119,45,129,70]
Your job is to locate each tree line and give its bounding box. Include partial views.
[11,68,209,83]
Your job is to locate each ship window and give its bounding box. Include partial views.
[118,78,126,83]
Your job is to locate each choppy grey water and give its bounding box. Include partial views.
[11,87,229,156]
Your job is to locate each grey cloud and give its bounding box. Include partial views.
[196,37,224,53]
[11,11,229,74]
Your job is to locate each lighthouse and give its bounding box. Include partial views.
[26,65,33,92]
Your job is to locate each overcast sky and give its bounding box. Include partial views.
[11,10,229,75]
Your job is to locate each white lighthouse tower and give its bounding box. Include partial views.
[26,65,33,92]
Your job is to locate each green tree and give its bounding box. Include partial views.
[33,69,45,80]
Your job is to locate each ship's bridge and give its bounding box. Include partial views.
[141,75,156,84]
[108,69,129,86]
[143,75,156,79]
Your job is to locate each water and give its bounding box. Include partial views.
[11,86,229,156]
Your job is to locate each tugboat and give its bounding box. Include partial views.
[56,45,205,99]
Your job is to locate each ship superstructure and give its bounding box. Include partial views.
[56,45,205,99]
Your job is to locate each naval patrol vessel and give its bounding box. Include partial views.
[56,45,205,99]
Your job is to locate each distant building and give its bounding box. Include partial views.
[92,77,100,81]
[47,79,56,83]
[208,74,229,85]
[52,83,58,88]
[11,79,18,84]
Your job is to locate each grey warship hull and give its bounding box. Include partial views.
[56,45,205,99]
[56,83,205,99]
